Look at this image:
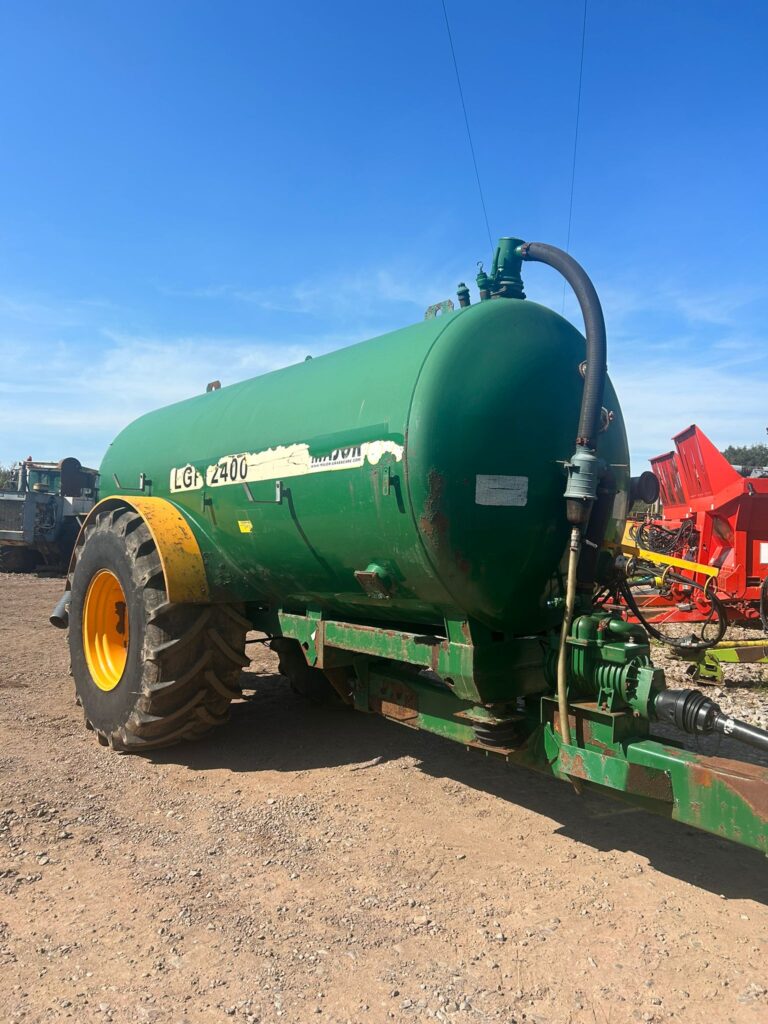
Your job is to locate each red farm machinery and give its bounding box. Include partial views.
[617,425,768,679]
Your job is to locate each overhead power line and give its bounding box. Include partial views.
[562,0,588,311]
[440,0,494,254]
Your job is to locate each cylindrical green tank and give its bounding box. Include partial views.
[101,298,629,635]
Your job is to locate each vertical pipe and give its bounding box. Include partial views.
[557,527,582,745]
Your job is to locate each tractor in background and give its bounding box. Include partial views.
[0,457,99,573]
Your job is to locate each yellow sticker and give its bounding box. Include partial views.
[237,520,253,534]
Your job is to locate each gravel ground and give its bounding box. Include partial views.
[1,573,766,1024]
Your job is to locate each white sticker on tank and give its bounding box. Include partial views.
[170,464,204,493]
[475,474,528,507]
[167,440,405,493]
[308,446,366,472]
[168,441,404,493]
[760,542,768,564]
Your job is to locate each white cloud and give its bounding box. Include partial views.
[612,357,767,466]
[665,285,762,327]
[0,321,395,467]
[1,267,766,477]
[538,276,768,467]
[158,259,468,323]
[0,334,318,466]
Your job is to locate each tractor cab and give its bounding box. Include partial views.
[0,457,100,572]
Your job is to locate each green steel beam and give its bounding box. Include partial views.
[680,641,768,684]
[276,611,547,704]
[278,611,477,699]
[352,665,768,855]
[276,608,768,853]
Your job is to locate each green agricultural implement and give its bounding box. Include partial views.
[52,237,768,855]
[677,639,768,685]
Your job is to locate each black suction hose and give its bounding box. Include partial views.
[518,242,607,449]
[517,242,609,746]
[512,242,767,759]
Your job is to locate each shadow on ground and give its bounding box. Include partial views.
[146,670,768,905]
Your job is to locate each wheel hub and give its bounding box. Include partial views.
[83,569,129,691]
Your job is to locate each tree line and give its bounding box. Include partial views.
[721,443,768,469]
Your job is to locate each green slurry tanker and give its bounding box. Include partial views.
[52,238,768,854]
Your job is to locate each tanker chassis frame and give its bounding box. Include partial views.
[56,487,768,855]
[261,607,767,855]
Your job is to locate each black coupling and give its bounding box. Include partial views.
[654,688,768,754]
[654,688,719,734]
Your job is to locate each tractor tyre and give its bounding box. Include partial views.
[0,545,36,573]
[68,505,250,751]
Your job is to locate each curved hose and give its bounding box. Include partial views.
[517,243,608,746]
[629,518,699,559]
[518,242,607,449]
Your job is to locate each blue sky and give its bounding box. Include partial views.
[1,1,766,470]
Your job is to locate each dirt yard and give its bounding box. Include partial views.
[1,573,766,1024]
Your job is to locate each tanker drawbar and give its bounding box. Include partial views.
[55,236,768,855]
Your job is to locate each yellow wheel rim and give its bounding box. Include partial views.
[83,569,130,691]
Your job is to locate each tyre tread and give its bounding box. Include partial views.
[70,506,248,752]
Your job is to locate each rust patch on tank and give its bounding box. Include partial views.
[453,548,472,576]
[419,469,449,545]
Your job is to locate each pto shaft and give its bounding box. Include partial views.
[654,688,768,755]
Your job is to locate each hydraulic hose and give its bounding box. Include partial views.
[619,577,727,650]
[556,527,582,745]
[518,242,607,450]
